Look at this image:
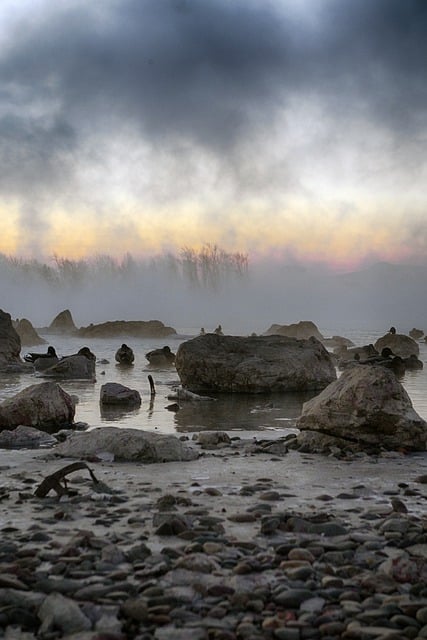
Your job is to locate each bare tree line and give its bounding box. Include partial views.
[0,244,248,290]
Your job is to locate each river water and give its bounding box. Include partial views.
[1,327,426,435]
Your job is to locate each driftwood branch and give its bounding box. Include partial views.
[34,462,99,498]
[148,374,156,396]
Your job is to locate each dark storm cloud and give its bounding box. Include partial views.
[0,0,426,194]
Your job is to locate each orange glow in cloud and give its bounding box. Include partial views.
[0,197,422,270]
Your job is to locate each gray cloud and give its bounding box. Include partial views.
[0,0,426,201]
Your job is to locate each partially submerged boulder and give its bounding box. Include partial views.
[0,382,76,433]
[374,333,419,358]
[175,334,336,394]
[0,309,22,369]
[100,382,141,406]
[264,320,324,341]
[296,365,427,452]
[54,427,198,462]
[38,353,96,380]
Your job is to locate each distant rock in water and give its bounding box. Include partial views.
[374,332,419,358]
[46,309,78,335]
[409,327,424,340]
[16,318,47,347]
[264,320,324,341]
[175,334,336,394]
[77,320,176,338]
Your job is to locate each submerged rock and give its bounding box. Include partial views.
[175,334,336,394]
[296,364,427,452]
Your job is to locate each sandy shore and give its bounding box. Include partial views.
[2,437,427,528]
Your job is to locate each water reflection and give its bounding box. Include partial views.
[100,404,141,422]
[173,391,317,433]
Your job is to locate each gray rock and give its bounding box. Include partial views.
[53,426,199,462]
[15,318,46,347]
[175,334,336,393]
[47,309,77,335]
[0,425,57,449]
[100,382,141,406]
[296,364,427,451]
[0,382,76,432]
[264,320,324,340]
[374,332,420,357]
[38,354,96,380]
[38,592,92,634]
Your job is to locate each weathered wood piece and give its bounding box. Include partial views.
[34,462,99,498]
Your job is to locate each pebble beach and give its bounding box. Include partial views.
[1,435,427,640]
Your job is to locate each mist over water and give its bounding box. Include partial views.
[2,255,427,336]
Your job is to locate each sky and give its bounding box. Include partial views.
[0,0,426,270]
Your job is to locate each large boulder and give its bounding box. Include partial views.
[264,320,324,341]
[175,334,336,394]
[77,320,176,339]
[0,382,76,433]
[296,365,427,452]
[374,333,419,358]
[0,309,22,369]
[16,318,46,347]
[54,427,199,462]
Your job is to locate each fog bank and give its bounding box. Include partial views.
[1,257,426,336]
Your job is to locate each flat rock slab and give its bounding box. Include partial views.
[54,426,199,462]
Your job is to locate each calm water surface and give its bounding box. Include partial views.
[1,327,426,435]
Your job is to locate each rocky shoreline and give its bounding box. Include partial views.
[0,437,426,639]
